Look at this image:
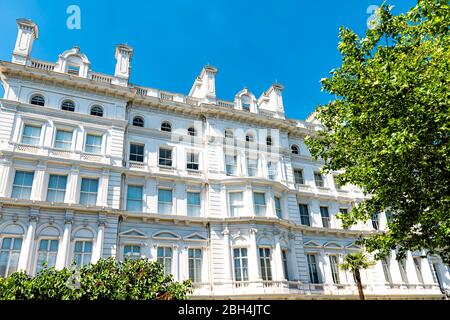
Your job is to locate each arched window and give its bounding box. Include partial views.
[133,116,144,127]
[90,105,103,117]
[225,129,234,139]
[266,136,272,146]
[161,121,171,132]
[291,145,299,154]
[187,127,197,136]
[61,100,75,112]
[246,134,254,143]
[30,94,45,106]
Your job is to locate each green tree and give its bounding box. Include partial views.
[0,257,192,300]
[339,253,375,300]
[306,0,450,263]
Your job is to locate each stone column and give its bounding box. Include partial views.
[17,209,39,272]
[222,227,232,283]
[30,161,47,201]
[0,158,13,197]
[266,187,276,218]
[96,169,110,207]
[273,234,284,280]
[65,166,80,204]
[92,218,106,263]
[55,211,73,269]
[318,253,333,284]
[248,228,260,281]
[179,245,188,281]
[244,184,253,217]
[288,233,299,280]
[172,245,179,281]
[405,251,419,284]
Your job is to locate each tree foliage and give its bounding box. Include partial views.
[0,258,193,300]
[306,0,450,263]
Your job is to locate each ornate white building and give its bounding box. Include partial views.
[0,18,449,299]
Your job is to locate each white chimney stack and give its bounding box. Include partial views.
[12,18,38,65]
[113,44,133,86]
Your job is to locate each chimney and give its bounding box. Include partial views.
[188,65,218,104]
[113,44,133,86]
[12,18,38,65]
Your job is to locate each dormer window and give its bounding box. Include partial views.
[61,100,75,112]
[161,121,171,132]
[187,127,197,136]
[90,105,103,117]
[291,145,299,154]
[30,94,45,106]
[225,129,234,139]
[242,95,251,112]
[67,64,80,76]
[266,136,272,146]
[133,116,144,127]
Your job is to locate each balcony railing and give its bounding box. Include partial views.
[89,72,113,84]
[30,59,55,71]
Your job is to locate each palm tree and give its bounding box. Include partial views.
[339,252,375,300]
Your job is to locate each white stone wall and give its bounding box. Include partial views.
[0,35,448,299]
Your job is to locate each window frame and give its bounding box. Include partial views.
[298,203,311,226]
[157,246,173,276]
[314,172,325,187]
[61,99,76,112]
[233,247,249,282]
[160,121,172,132]
[258,247,273,281]
[129,143,145,163]
[187,191,201,217]
[21,124,42,146]
[293,169,305,185]
[225,154,237,176]
[0,236,23,277]
[329,255,341,284]
[79,177,99,206]
[188,247,203,283]
[158,147,173,167]
[126,185,143,212]
[11,170,34,200]
[84,133,103,155]
[186,151,199,171]
[253,192,267,216]
[90,105,104,117]
[123,244,141,260]
[229,191,244,217]
[30,94,45,106]
[157,188,173,214]
[307,253,320,284]
[320,206,331,228]
[73,240,93,268]
[133,116,144,127]
[46,174,68,203]
[54,129,73,151]
[35,238,59,274]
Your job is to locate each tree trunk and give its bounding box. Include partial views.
[354,269,365,300]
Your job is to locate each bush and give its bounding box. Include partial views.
[0,257,193,300]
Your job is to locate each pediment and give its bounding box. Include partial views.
[323,242,343,249]
[183,233,207,241]
[152,231,181,240]
[119,229,146,238]
[303,240,322,248]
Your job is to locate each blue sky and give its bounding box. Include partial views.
[0,0,416,120]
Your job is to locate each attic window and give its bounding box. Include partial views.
[67,64,80,76]
[241,95,251,112]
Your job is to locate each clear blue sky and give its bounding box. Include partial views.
[0,0,416,120]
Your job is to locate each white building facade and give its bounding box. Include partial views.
[0,19,449,299]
